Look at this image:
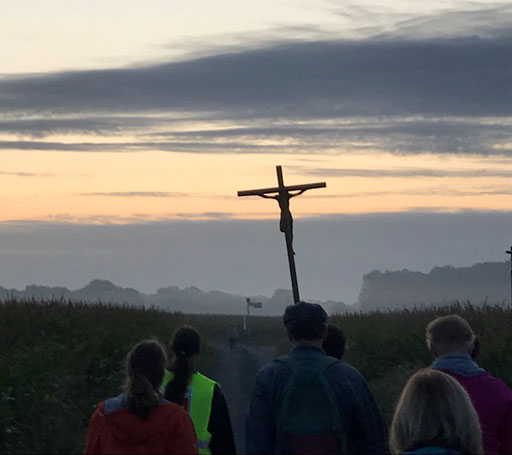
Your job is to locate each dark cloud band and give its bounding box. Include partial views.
[1,7,510,158]
[1,34,510,118]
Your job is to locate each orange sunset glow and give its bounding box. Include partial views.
[4,145,512,223]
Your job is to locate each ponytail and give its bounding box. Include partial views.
[164,326,201,404]
[124,340,166,419]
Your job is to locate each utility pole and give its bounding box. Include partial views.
[238,165,326,303]
[506,246,512,306]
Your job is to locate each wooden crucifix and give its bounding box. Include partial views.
[238,165,326,303]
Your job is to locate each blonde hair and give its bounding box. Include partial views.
[390,369,482,454]
[426,314,475,355]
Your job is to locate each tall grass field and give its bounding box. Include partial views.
[2,298,512,453]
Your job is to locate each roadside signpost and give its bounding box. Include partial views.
[244,297,262,337]
[238,165,326,303]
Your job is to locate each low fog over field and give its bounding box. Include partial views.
[1,210,511,307]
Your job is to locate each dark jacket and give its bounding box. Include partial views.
[245,346,388,454]
[209,384,236,454]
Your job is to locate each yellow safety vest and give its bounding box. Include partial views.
[161,370,217,455]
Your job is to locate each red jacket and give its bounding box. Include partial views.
[84,395,198,454]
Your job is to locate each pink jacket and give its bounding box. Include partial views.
[433,354,512,454]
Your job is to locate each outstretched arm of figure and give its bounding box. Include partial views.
[288,189,307,198]
[258,193,279,200]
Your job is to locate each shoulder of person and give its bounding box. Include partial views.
[193,371,218,386]
[253,357,288,384]
[488,374,512,401]
[327,359,365,378]
[324,360,374,394]
[102,394,126,415]
[89,401,107,419]
[158,400,192,420]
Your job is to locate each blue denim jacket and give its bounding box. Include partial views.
[245,346,388,454]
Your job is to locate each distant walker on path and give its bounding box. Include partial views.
[227,325,238,351]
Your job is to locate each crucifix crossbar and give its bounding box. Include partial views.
[237,165,326,303]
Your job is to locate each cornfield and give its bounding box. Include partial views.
[2,298,511,453]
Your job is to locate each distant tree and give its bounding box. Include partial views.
[358,261,509,311]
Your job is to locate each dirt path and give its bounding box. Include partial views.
[207,342,275,454]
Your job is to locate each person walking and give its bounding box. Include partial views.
[245,302,387,454]
[427,315,512,454]
[322,324,346,360]
[227,325,238,351]
[390,368,483,454]
[84,340,198,454]
[162,326,236,455]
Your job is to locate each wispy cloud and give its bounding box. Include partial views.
[82,191,189,198]
[175,212,236,220]
[147,118,512,156]
[301,167,512,178]
[0,140,282,154]
[0,171,56,177]
[2,116,511,157]
[1,211,283,225]
[309,187,512,199]
[0,116,175,137]
[373,4,512,41]
[12,213,154,225]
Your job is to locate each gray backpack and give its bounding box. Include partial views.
[275,355,346,454]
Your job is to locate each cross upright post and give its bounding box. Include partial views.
[506,246,512,306]
[238,165,326,304]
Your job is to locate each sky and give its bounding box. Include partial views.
[1,0,512,302]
